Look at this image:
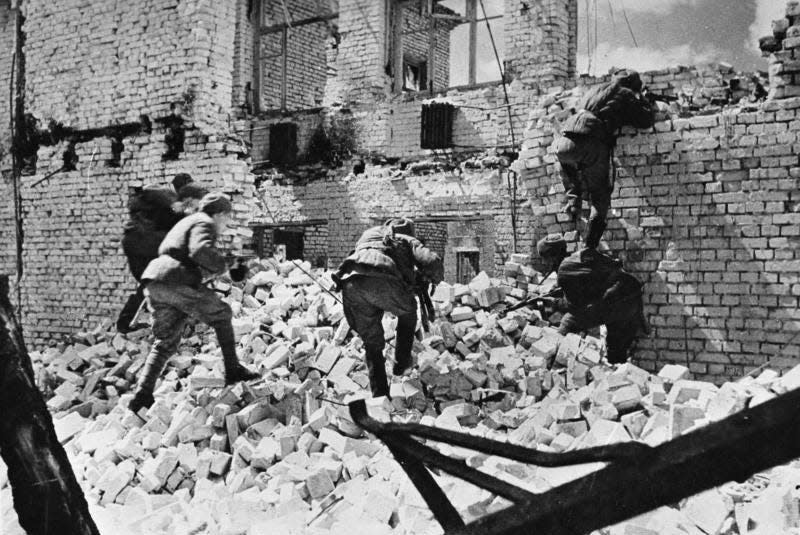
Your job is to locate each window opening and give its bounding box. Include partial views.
[456,250,480,284]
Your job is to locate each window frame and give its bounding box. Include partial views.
[389,0,504,94]
[252,1,339,113]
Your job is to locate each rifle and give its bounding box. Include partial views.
[494,287,562,317]
[415,277,436,333]
[643,91,679,104]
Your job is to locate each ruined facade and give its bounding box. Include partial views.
[0,0,798,383]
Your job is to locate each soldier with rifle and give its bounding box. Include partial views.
[127,193,259,414]
[333,218,443,397]
[536,234,649,364]
[553,69,655,249]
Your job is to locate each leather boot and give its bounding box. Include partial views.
[364,344,390,398]
[215,322,260,385]
[133,344,171,404]
[128,390,154,415]
[585,217,607,249]
[392,313,416,376]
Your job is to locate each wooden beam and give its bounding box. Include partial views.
[0,275,100,535]
[466,0,477,85]
[258,13,339,35]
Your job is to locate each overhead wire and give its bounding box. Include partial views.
[620,0,639,48]
[478,0,519,252]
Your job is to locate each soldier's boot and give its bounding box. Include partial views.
[365,344,390,398]
[585,216,607,249]
[392,313,416,376]
[129,344,171,413]
[562,196,582,222]
[215,322,260,385]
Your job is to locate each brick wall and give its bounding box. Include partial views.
[0,0,259,346]
[231,0,254,115]
[400,3,453,91]
[324,0,388,106]
[415,221,448,259]
[257,0,333,111]
[511,83,800,383]
[0,3,16,278]
[252,164,506,271]
[503,0,576,85]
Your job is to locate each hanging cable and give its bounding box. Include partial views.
[606,0,616,34]
[478,0,519,253]
[620,0,639,48]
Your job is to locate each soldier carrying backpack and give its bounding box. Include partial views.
[117,174,207,332]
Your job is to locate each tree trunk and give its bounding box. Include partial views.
[0,276,100,535]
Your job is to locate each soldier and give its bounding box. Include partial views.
[554,69,654,248]
[128,192,258,413]
[334,218,443,397]
[117,178,208,333]
[536,234,649,364]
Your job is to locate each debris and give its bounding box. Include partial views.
[25,261,800,534]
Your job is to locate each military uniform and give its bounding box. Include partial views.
[556,248,646,363]
[537,235,647,365]
[335,221,443,397]
[554,70,654,248]
[128,194,257,413]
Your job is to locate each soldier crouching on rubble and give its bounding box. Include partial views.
[553,69,654,249]
[536,234,649,365]
[128,192,259,413]
[333,218,444,398]
[117,175,208,333]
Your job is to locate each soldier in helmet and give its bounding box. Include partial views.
[537,234,649,364]
[334,218,444,397]
[553,69,655,248]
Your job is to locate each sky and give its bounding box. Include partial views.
[575,0,782,76]
[444,0,782,85]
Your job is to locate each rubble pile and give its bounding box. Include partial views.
[3,259,800,535]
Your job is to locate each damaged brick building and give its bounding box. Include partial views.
[0,0,798,383]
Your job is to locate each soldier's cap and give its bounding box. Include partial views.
[172,172,193,191]
[177,183,209,201]
[613,69,643,92]
[199,192,233,215]
[385,217,416,237]
[537,233,567,258]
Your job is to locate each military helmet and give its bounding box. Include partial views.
[536,233,567,258]
[385,217,416,237]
